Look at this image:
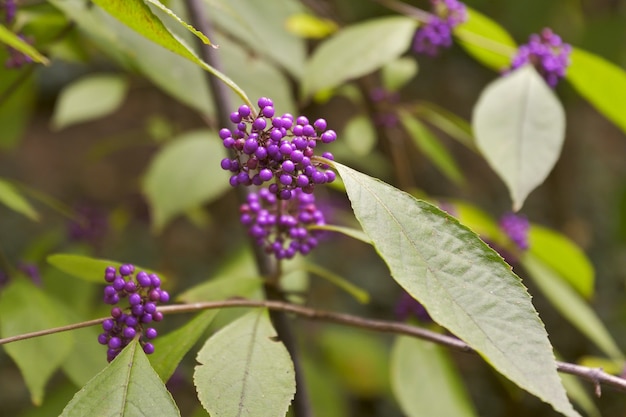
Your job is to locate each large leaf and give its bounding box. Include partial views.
[47,253,166,283]
[91,0,250,105]
[472,65,566,211]
[391,336,477,417]
[52,74,128,130]
[333,162,579,417]
[522,254,623,361]
[0,279,74,405]
[60,339,180,417]
[194,309,295,417]
[150,310,217,382]
[454,7,516,71]
[528,225,594,298]
[0,178,39,220]
[399,109,464,185]
[142,130,230,232]
[302,16,416,97]
[566,47,626,135]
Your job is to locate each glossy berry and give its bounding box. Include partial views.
[508,28,572,88]
[99,264,168,361]
[412,0,467,56]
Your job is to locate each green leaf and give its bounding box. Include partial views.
[285,13,338,39]
[454,7,516,71]
[391,336,477,417]
[144,0,210,45]
[302,16,416,97]
[142,130,230,232]
[305,263,370,304]
[522,254,623,361]
[0,178,39,220]
[381,57,418,92]
[528,225,594,298]
[0,279,74,405]
[52,74,128,130]
[62,326,108,388]
[472,65,566,211]
[413,101,475,150]
[47,254,166,283]
[151,310,217,382]
[0,66,35,149]
[566,47,626,135]
[91,0,250,106]
[333,162,580,417]
[343,115,377,157]
[60,339,180,417]
[194,309,295,417]
[399,110,464,185]
[0,24,49,65]
[309,224,372,244]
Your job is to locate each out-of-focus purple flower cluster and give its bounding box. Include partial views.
[509,28,572,88]
[499,212,530,251]
[1,0,34,68]
[370,87,400,127]
[413,0,467,56]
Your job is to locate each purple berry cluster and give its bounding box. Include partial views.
[98,264,169,362]
[509,28,572,88]
[240,188,325,259]
[499,212,530,251]
[220,97,337,201]
[413,0,467,56]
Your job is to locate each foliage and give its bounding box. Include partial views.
[1,0,625,416]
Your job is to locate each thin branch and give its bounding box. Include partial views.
[1,298,625,395]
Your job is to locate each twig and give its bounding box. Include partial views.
[2,298,625,395]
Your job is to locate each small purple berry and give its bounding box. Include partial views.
[143,343,155,354]
[145,328,158,339]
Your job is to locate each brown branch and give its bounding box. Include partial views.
[1,298,625,395]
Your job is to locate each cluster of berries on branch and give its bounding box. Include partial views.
[412,0,467,56]
[98,264,169,362]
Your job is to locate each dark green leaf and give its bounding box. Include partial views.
[194,310,295,417]
[566,47,626,135]
[0,25,49,64]
[391,336,477,417]
[399,110,464,185]
[334,162,579,417]
[302,16,416,97]
[0,279,74,405]
[151,310,217,382]
[472,65,565,211]
[60,339,180,417]
[142,130,230,232]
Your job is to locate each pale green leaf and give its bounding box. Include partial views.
[529,225,594,298]
[454,7,516,71]
[0,279,74,405]
[60,339,180,417]
[0,24,49,64]
[151,310,218,382]
[391,336,477,417]
[343,115,377,157]
[309,224,372,244]
[144,0,210,45]
[91,0,250,106]
[52,75,128,130]
[142,130,230,232]
[472,65,566,211]
[194,310,295,417]
[285,13,338,39]
[334,162,579,417]
[399,110,464,185]
[522,254,623,361]
[0,178,39,220]
[566,47,626,135]
[382,57,418,92]
[302,16,417,97]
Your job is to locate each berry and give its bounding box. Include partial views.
[508,28,571,88]
[412,0,467,56]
